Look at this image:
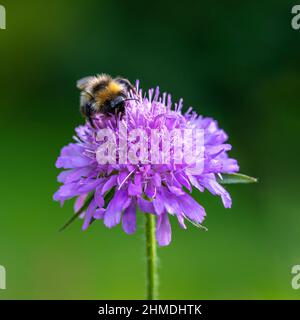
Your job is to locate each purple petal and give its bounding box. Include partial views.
[153,192,164,215]
[134,173,142,185]
[57,156,92,169]
[94,208,105,219]
[207,144,232,157]
[153,173,161,187]
[128,181,142,196]
[74,193,88,213]
[137,197,155,214]
[122,199,136,234]
[220,158,239,174]
[94,186,104,208]
[177,214,187,229]
[145,182,156,198]
[56,144,93,168]
[57,170,72,183]
[102,175,117,195]
[174,173,192,192]
[60,143,84,157]
[160,188,180,214]
[53,182,77,201]
[77,179,102,194]
[104,190,129,228]
[201,177,232,208]
[57,167,93,184]
[188,175,204,192]
[156,213,171,246]
[167,184,185,196]
[82,199,97,230]
[179,193,206,224]
[118,171,129,185]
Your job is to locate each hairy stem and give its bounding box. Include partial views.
[145,213,158,300]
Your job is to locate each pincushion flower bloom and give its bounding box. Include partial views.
[53,82,239,246]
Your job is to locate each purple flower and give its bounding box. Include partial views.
[54,82,239,246]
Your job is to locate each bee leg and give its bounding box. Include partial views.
[85,103,95,128]
[87,115,95,128]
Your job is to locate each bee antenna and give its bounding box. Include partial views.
[124,98,139,102]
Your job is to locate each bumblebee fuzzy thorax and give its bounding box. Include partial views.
[93,80,124,107]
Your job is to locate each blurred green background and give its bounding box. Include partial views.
[0,0,299,299]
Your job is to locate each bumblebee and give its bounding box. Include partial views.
[76,74,135,126]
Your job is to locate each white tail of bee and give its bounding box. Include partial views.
[0,5,6,30]
[0,265,6,289]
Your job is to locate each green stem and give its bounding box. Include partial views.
[145,213,158,300]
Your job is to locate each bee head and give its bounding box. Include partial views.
[105,95,126,114]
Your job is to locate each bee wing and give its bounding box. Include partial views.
[76,76,93,90]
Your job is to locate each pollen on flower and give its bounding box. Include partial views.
[54,81,239,246]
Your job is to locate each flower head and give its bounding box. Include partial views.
[54,81,239,246]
